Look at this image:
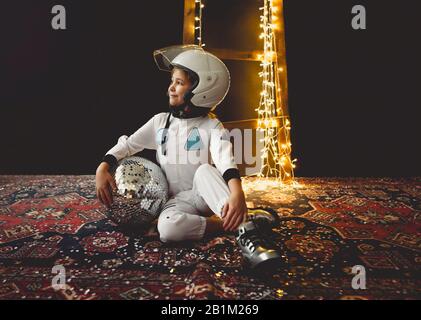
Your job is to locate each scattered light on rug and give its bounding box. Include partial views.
[0,175,420,300]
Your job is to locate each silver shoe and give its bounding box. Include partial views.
[235,220,281,270]
[247,208,280,229]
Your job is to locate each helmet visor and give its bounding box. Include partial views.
[153,44,204,71]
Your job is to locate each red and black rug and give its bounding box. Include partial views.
[0,175,420,300]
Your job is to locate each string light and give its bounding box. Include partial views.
[194,0,206,47]
[256,0,296,183]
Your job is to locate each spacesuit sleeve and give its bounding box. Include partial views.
[102,115,157,169]
[209,121,240,182]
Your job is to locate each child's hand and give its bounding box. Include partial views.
[221,191,248,232]
[95,167,117,208]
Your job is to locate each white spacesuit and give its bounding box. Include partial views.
[105,113,237,197]
[104,112,239,242]
[103,45,240,242]
[102,45,282,272]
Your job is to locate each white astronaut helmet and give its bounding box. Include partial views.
[154,45,230,111]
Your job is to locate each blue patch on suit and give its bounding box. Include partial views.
[185,127,203,151]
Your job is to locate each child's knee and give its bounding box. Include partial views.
[157,212,186,243]
[193,163,217,183]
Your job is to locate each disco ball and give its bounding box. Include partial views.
[105,156,169,233]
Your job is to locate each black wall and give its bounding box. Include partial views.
[1,0,420,176]
[284,0,421,177]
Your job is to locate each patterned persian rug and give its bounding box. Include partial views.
[0,175,420,300]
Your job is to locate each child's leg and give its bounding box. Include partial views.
[157,190,208,242]
[192,164,231,218]
[157,164,230,243]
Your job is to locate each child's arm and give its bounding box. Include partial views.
[221,178,248,232]
[96,114,159,207]
[103,115,157,165]
[95,162,117,208]
[210,122,248,231]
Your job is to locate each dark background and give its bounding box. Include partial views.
[1,0,420,176]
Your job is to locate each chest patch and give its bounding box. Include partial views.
[185,127,203,151]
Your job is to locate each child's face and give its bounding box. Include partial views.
[168,68,192,107]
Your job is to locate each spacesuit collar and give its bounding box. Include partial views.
[169,102,209,119]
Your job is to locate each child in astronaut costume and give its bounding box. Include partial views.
[96,45,281,269]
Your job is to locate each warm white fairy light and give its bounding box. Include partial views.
[242,176,302,193]
[194,0,205,47]
[255,0,296,183]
